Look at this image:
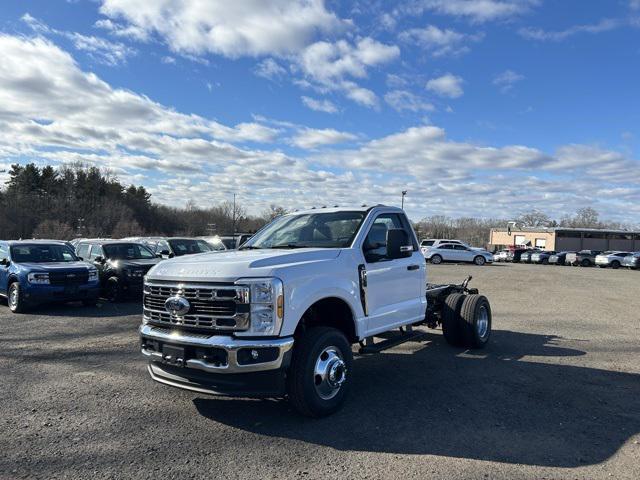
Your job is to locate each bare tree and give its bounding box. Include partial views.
[32,220,75,240]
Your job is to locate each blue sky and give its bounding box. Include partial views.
[0,0,639,223]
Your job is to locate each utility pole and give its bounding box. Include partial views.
[401,190,407,209]
[76,217,85,238]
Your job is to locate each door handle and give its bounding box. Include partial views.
[407,264,420,271]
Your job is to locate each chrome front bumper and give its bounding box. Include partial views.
[139,324,294,374]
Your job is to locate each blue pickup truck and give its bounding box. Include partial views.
[0,240,100,313]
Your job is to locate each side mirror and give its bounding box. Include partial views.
[77,256,84,261]
[387,229,413,259]
[159,249,171,257]
[94,256,105,264]
[0,258,9,266]
[156,253,164,258]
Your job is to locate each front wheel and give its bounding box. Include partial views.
[430,254,443,265]
[8,282,27,313]
[611,261,620,269]
[287,327,353,417]
[581,259,591,267]
[105,278,122,302]
[473,255,486,266]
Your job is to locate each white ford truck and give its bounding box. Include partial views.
[139,205,492,416]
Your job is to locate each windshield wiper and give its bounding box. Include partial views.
[270,244,311,249]
[238,245,261,250]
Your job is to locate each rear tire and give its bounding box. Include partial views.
[611,261,620,269]
[431,254,443,265]
[460,295,492,349]
[581,259,590,267]
[542,258,549,265]
[8,282,27,313]
[442,293,466,347]
[287,327,352,417]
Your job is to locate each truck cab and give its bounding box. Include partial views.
[140,206,490,416]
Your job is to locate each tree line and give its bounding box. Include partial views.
[0,163,282,240]
[0,163,633,245]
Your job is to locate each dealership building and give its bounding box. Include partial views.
[489,227,640,252]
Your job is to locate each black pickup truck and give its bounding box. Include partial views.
[76,240,162,300]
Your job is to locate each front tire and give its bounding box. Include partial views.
[8,282,27,313]
[287,327,353,417]
[581,259,591,267]
[105,278,122,302]
[430,254,443,265]
[473,255,486,266]
[611,261,620,269]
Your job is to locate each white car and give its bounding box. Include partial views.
[421,239,480,250]
[595,251,630,269]
[424,243,494,266]
[494,249,510,262]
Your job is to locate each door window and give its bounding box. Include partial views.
[76,243,90,259]
[453,245,468,250]
[363,214,408,262]
[89,245,104,260]
[0,244,8,261]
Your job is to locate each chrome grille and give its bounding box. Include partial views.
[143,282,249,331]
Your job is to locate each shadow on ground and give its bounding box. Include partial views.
[195,329,639,468]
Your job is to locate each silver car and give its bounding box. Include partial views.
[424,243,493,266]
[595,251,630,269]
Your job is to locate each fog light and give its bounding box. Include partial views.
[250,349,259,360]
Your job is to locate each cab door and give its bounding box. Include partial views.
[361,213,426,335]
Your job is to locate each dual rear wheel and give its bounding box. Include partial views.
[442,293,491,349]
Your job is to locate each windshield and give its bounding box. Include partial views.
[10,244,78,263]
[103,243,156,260]
[168,239,214,256]
[241,211,366,249]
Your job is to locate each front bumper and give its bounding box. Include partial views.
[22,283,100,304]
[139,324,294,396]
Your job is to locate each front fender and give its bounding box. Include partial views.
[280,273,365,339]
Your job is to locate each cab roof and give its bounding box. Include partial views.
[4,239,71,246]
[285,204,401,216]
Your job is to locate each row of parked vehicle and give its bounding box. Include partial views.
[0,234,253,313]
[494,248,640,269]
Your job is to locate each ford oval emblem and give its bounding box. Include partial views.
[164,296,190,316]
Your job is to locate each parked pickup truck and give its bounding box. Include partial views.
[139,206,492,417]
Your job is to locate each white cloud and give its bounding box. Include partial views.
[426,74,464,98]
[301,96,338,114]
[493,70,524,93]
[254,58,287,80]
[1,34,638,222]
[298,37,400,108]
[98,0,344,57]
[290,128,357,149]
[384,90,435,112]
[399,25,483,57]
[519,18,622,41]
[408,0,538,23]
[22,13,135,66]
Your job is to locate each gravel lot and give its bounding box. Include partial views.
[1,263,639,480]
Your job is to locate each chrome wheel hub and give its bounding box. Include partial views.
[314,346,346,400]
[476,305,489,338]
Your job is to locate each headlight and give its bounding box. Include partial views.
[28,273,50,284]
[235,278,284,336]
[88,269,99,281]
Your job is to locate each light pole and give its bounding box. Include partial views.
[401,190,407,209]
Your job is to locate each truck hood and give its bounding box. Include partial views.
[146,248,341,283]
[17,261,93,272]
